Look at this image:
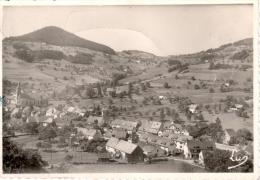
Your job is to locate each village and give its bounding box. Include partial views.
[3,71,254,172]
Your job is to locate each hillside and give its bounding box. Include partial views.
[2,26,253,102]
[4,26,115,55]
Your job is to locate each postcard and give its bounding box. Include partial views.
[0,1,259,179]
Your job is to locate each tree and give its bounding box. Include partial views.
[39,125,57,141]
[204,149,234,172]
[209,62,215,69]
[194,84,200,89]
[141,83,146,91]
[204,149,253,172]
[205,118,224,143]
[164,82,170,88]
[236,128,253,141]
[96,83,103,97]
[24,122,39,134]
[160,109,165,122]
[145,82,151,88]
[86,85,95,98]
[3,138,45,173]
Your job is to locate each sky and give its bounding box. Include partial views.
[2,5,253,56]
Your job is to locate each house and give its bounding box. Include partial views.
[139,132,176,155]
[111,119,138,134]
[141,145,165,158]
[158,95,166,100]
[198,150,211,167]
[106,137,120,154]
[87,116,104,126]
[139,120,162,135]
[162,122,189,135]
[189,104,198,114]
[112,128,128,140]
[105,137,144,163]
[235,104,243,109]
[106,88,116,97]
[156,138,176,155]
[116,85,129,96]
[161,132,192,152]
[175,135,193,152]
[40,117,54,127]
[76,127,102,140]
[183,140,215,159]
[223,129,236,144]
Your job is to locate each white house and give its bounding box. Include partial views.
[76,127,102,140]
[189,104,198,114]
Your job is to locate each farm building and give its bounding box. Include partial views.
[111,119,138,134]
[106,137,144,163]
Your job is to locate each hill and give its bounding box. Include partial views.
[4,26,115,55]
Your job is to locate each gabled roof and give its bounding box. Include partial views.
[106,137,120,148]
[139,120,162,134]
[150,121,162,129]
[115,140,138,154]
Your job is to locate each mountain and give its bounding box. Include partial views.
[4,26,115,55]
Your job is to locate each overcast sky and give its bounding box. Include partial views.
[3,5,253,56]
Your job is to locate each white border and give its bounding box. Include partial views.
[0,1,258,179]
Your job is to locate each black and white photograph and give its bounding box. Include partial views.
[1,4,255,174]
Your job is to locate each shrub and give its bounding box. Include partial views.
[164,82,170,88]
[232,50,249,60]
[69,52,93,64]
[209,88,215,93]
[194,84,200,89]
[13,43,29,50]
[36,50,65,60]
[168,59,181,66]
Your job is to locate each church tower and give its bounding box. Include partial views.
[16,82,21,105]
